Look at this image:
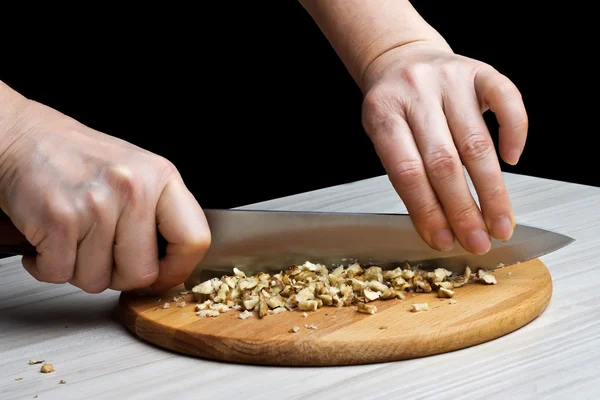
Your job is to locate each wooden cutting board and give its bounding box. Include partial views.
[119,259,552,366]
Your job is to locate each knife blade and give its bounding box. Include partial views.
[183,208,575,288]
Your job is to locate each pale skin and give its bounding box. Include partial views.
[0,0,527,294]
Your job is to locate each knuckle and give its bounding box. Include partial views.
[388,159,424,189]
[458,133,494,163]
[481,185,507,204]
[426,147,459,179]
[106,165,137,201]
[412,201,443,224]
[451,204,479,226]
[184,231,212,255]
[510,118,529,134]
[492,76,521,100]
[45,201,78,230]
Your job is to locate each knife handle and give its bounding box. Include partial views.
[0,209,168,258]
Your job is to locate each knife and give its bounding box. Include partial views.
[0,208,575,288]
[182,208,574,288]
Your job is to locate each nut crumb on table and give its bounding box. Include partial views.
[40,363,55,373]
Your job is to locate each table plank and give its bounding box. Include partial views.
[2,172,599,400]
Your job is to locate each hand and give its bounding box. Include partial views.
[0,83,211,293]
[360,42,528,254]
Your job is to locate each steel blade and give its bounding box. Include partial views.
[184,209,574,288]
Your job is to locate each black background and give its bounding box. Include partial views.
[0,2,595,210]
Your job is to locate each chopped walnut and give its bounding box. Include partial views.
[40,363,55,373]
[196,310,219,318]
[269,307,287,315]
[477,269,498,285]
[411,303,429,312]
[438,287,455,298]
[358,303,377,314]
[289,326,300,333]
[239,310,253,320]
[188,261,485,319]
[210,303,230,313]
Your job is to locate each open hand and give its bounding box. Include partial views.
[361,43,528,254]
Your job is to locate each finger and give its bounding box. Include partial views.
[150,178,211,293]
[69,190,117,293]
[475,67,528,165]
[367,114,455,252]
[443,84,515,241]
[110,169,160,292]
[409,103,491,255]
[27,222,77,284]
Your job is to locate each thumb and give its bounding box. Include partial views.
[150,178,211,293]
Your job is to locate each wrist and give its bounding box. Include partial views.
[360,39,453,92]
[0,81,31,152]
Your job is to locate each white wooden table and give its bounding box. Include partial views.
[2,172,599,400]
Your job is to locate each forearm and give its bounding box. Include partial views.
[298,0,450,91]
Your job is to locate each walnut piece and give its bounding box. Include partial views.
[187,261,485,319]
[196,310,219,318]
[477,269,498,285]
[411,303,429,312]
[40,363,55,373]
[239,310,253,320]
[437,287,455,298]
[358,303,377,314]
[289,326,300,333]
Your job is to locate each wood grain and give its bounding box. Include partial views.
[119,259,552,366]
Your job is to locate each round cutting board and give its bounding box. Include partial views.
[119,259,552,366]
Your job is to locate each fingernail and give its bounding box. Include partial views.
[492,216,513,241]
[507,149,521,165]
[467,229,491,255]
[432,229,455,251]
